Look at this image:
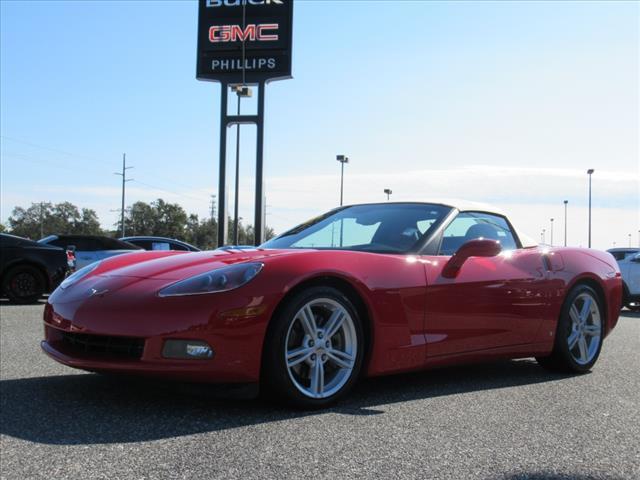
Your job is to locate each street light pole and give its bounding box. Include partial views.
[563,200,568,246]
[587,169,594,248]
[550,218,554,246]
[541,228,546,244]
[336,155,349,206]
[384,188,392,201]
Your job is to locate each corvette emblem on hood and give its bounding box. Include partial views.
[88,288,109,298]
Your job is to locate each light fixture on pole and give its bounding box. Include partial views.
[563,200,568,246]
[587,169,594,248]
[384,189,392,201]
[336,155,349,206]
[550,218,554,246]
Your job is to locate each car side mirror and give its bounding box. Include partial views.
[442,239,502,278]
[632,254,640,263]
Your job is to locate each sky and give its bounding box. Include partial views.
[1,0,638,250]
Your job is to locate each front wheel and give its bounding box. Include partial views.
[263,286,364,408]
[536,285,604,373]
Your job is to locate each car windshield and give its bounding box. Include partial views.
[262,203,451,253]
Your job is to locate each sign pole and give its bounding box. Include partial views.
[254,81,266,245]
[197,0,293,247]
[217,83,228,247]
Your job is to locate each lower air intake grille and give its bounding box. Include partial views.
[60,331,144,359]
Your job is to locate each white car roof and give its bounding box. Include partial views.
[347,198,504,214]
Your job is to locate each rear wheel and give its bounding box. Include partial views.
[263,286,364,408]
[2,265,46,304]
[536,285,604,373]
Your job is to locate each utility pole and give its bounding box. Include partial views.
[114,153,133,237]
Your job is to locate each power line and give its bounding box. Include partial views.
[2,135,212,201]
[132,180,211,203]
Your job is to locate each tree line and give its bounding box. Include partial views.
[4,199,275,249]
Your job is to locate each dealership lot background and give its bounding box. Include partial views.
[1,1,637,248]
[1,1,639,478]
[1,303,639,479]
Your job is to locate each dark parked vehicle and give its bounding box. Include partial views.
[120,236,200,252]
[0,233,68,303]
[39,235,141,269]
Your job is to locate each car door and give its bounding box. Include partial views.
[421,211,550,357]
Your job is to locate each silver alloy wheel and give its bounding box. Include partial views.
[284,298,357,399]
[567,292,602,365]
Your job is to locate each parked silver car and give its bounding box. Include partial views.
[39,235,141,269]
[607,247,640,311]
[120,236,200,252]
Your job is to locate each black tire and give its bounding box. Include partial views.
[2,265,46,304]
[536,284,605,373]
[626,303,640,313]
[262,286,365,409]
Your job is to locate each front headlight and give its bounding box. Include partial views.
[158,262,263,297]
[60,261,101,289]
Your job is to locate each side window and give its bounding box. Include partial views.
[169,243,189,251]
[132,241,153,250]
[151,242,171,251]
[439,212,518,255]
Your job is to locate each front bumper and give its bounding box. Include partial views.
[42,275,280,384]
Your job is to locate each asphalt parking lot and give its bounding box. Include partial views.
[0,302,638,480]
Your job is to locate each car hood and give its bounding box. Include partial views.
[97,248,308,281]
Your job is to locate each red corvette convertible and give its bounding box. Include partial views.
[42,201,623,407]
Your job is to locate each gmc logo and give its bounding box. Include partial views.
[209,24,279,43]
[206,0,283,7]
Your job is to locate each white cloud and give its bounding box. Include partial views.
[3,165,637,250]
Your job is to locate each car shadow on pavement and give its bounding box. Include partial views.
[0,359,575,445]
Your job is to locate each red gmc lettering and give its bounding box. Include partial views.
[209,23,279,43]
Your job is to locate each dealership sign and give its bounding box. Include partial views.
[196,0,293,83]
